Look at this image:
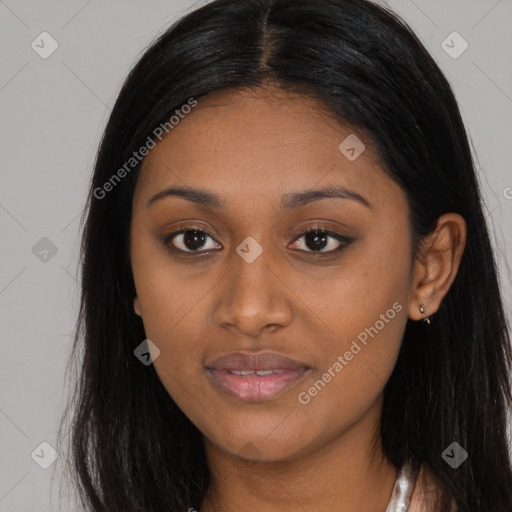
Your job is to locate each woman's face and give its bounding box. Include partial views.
[130,86,415,462]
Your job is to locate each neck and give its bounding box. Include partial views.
[200,397,397,512]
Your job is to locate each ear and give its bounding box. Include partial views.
[408,213,467,321]
[134,297,142,317]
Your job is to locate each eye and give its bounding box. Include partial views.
[163,224,353,256]
[164,227,221,253]
[289,226,352,254]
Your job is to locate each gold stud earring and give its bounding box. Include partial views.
[419,304,433,324]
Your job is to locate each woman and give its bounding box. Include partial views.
[58,0,512,511]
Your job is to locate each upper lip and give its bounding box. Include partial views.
[206,351,309,371]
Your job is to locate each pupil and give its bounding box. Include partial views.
[306,231,327,251]
[184,230,206,250]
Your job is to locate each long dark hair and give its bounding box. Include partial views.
[58,0,512,510]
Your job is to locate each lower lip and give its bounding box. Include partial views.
[207,368,309,402]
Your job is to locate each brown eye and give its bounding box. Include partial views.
[164,228,221,253]
[290,227,352,254]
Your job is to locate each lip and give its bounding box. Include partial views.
[206,351,309,372]
[205,351,311,402]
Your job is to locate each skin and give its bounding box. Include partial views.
[130,86,467,512]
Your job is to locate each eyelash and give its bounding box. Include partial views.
[163,224,353,257]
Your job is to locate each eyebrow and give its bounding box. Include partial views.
[146,184,372,210]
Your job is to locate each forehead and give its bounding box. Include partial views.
[134,86,396,212]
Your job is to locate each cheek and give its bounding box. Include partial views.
[131,229,206,340]
[294,229,411,410]
[299,224,410,340]
[130,231,220,406]
[294,293,407,445]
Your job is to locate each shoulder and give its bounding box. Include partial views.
[408,464,453,512]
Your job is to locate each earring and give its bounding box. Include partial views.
[419,304,433,324]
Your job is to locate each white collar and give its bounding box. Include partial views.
[385,463,420,512]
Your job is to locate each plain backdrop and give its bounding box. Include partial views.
[0,1,511,510]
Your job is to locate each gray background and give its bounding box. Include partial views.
[0,1,511,510]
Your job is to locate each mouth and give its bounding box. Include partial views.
[205,351,311,402]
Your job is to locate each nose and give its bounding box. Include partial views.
[213,246,294,338]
